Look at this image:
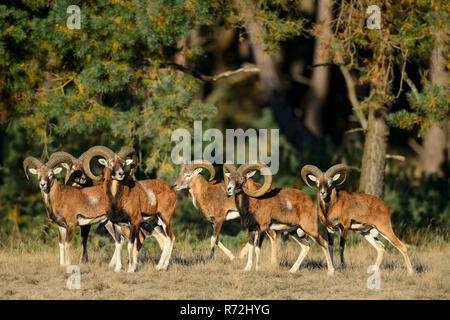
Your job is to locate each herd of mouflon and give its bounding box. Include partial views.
[23,145,414,276]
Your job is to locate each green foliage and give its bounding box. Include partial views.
[384,174,449,228]
[329,0,448,114]
[210,0,307,52]
[0,0,448,252]
[0,0,217,244]
[387,82,449,137]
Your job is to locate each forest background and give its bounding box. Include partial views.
[0,0,448,252]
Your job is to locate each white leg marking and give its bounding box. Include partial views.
[289,236,310,273]
[155,220,171,270]
[64,241,71,266]
[218,241,235,261]
[244,244,254,271]
[321,246,335,276]
[379,232,414,275]
[162,236,174,269]
[239,243,249,259]
[59,243,65,266]
[364,234,385,268]
[57,227,66,266]
[127,238,135,273]
[255,246,261,271]
[267,232,278,267]
[151,227,165,250]
[156,234,170,270]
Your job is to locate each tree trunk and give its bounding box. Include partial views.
[243,1,317,152]
[419,31,449,178]
[303,0,332,137]
[359,108,389,197]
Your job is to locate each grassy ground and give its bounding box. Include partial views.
[0,236,448,300]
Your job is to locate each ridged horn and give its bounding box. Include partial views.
[301,165,323,189]
[187,160,215,181]
[46,153,74,169]
[325,164,349,186]
[23,157,44,180]
[238,162,272,198]
[48,151,77,168]
[223,161,237,187]
[82,146,115,181]
[117,146,137,176]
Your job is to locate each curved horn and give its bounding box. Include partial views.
[238,162,272,198]
[82,146,115,181]
[223,161,237,187]
[187,160,215,181]
[48,151,77,169]
[46,153,74,169]
[23,157,44,180]
[301,165,323,189]
[325,164,349,186]
[117,146,138,176]
[78,149,90,161]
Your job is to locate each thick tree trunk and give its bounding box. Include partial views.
[304,0,332,137]
[243,1,317,151]
[359,108,389,197]
[419,31,449,178]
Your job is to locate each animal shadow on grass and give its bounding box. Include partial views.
[381,259,427,274]
[138,252,213,267]
[279,257,326,271]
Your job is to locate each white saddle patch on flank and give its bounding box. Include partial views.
[285,199,292,211]
[88,195,99,205]
[138,182,156,206]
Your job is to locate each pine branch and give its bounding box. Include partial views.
[339,65,368,129]
[344,127,366,134]
[404,71,420,99]
[385,154,406,161]
[38,77,74,92]
[161,62,260,82]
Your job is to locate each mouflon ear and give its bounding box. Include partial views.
[61,163,70,170]
[246,170,256,179]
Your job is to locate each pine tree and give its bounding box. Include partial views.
[328,0,449,196]
[1,0,216,180]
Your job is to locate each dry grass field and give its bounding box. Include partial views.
[0,239,449,300]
